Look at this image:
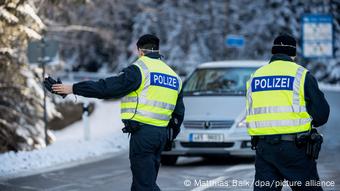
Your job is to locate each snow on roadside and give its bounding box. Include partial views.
[319,83,340,92]
[0,99,129,179]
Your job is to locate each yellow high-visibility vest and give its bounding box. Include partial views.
[246,60,312,136]
[121,56,182,127]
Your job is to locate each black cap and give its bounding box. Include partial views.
[136,34,159,50]
[271,34,296,56]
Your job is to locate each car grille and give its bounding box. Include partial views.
[183,120,234,129]
[180,142,234,148]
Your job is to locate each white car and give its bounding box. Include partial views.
[161,60,267,165]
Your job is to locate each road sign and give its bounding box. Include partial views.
[302,14,333,58]
[226,35,245,48]
[27,39,59,64]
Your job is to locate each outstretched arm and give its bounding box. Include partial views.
[52,65,141,99]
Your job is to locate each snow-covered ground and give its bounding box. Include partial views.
[319,83,340,92]
[0,99,129,179]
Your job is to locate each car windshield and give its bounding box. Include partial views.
[183,67,258,96]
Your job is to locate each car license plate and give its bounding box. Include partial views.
[189,133,224,142]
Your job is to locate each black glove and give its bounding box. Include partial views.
[169,117,181,140]
[163,117,181,151]
[43,76,67,98]
[163,127,173,151]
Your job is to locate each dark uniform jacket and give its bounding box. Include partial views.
[270,54,330,127]
[72,53,185,137]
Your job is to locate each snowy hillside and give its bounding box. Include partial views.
[0,100,128,178]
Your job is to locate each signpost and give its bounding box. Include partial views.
[302,14,333,58]
[28,39,59,64]
[82,100,90,141]
[225,35,245,48]
[27,38,59,145]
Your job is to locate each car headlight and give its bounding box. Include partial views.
[236,118,247,128]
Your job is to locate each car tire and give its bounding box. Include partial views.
[160,155,178,166]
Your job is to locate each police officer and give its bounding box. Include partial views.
[246,34,330,191]
[47,34,185,191]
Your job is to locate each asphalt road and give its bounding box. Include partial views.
[0,91,339,191]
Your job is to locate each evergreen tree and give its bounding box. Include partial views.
[0,0,58,152]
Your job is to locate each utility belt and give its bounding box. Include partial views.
[122,120,141,134]
[122,120,167,134]
[251,128,323,160]
[122,120,174,151]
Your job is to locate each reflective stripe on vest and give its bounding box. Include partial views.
[121,108,171,121]
[120,57,181,127]
[250,105,307,114]
[247,118,312,128]
[246,61,311,135]
[121,97,176,111]
[246,75,254,116]
[293,67,305,106]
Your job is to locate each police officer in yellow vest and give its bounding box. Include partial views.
[246,34,329,191]
[48,34,185,191]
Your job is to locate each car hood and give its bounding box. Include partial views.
[183,96,245,121]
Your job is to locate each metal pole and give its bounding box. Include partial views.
[41,38,48,146]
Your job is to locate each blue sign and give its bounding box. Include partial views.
[150,72,179,91]
[302,14,333,58]
[225,35,245,48]
[251,76,295,92]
